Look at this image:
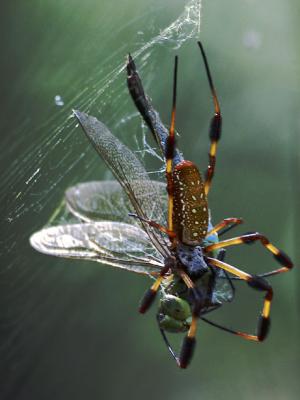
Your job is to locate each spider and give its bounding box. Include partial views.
[125,41,294,367]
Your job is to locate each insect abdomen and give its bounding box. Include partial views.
[173,161,208,245]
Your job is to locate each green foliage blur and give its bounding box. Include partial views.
[0,1,299,399]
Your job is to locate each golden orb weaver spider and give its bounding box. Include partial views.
[125,41,293,368]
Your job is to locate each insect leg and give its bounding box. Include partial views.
[206,217,243,237]
[204,233,293,277]
[198,42,222,197]
[156,314,180,366]
[128,213,176,240]
[206,256,272,341]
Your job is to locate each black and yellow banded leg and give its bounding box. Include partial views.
[165,55,178,245]
[204,232,293,277]
[206,217,243,237]
[139,263,171,314]
[197,42,222,197]
[206,257,273,341]
[157,313,198,369]
[176,270,200,368]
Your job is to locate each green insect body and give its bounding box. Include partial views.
[158,295,191,333]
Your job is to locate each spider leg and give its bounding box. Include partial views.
[206,256,272,341]
[164,56,200,367]
[206,217,243,237]
[200,316,263,340]
[198,42,222,197]
[165,55,178,241]
[139,56,179,315]
[175,270,203,368]
[129,54,179,243]
[139,264,170,313]
[204,232,293,277]
[201,253,263,336]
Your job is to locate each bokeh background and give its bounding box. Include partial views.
[1,0,299,399]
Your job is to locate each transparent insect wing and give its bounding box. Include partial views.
[65,180,167,226]
[74,110,169,258]
[30,221,163,275]
[212,269,234,304]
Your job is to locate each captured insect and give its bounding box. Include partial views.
[30,42,293,368]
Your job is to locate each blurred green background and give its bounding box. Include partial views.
[0,0,299,399]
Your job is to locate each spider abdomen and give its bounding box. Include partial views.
[173,160,208,245]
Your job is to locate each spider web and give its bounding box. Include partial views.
[0,0,202,396]
[2,0,201,223]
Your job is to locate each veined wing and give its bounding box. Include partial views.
[65,180,167,225]
[213,269,234,304]
[30,221,164,275]
[74,110,169,258]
